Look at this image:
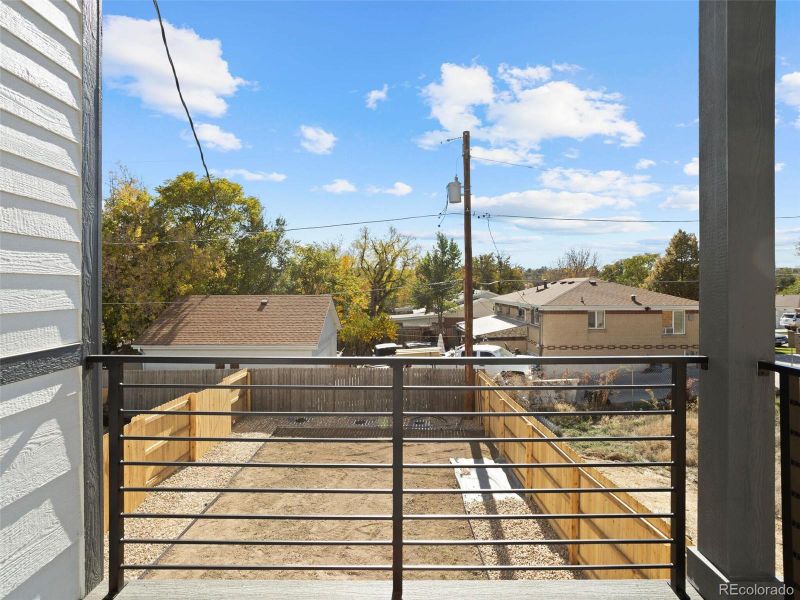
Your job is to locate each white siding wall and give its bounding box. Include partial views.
[1,0,86,597]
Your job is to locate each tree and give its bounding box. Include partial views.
[412,232,462,332]
[473,253,527,293]
[352,227,417,316]
[102,169,292,350]
[553,248,600,279]
[645,230,700,300]
[600,253,659,288]
[339,311,398,356]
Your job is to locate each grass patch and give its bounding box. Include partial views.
[776,347,797,355]
[548,408,698,467]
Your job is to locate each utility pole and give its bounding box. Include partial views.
[462,130,475,410]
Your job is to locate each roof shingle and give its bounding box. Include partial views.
[134,295,337,346]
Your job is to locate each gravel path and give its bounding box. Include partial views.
[104,429,266,580]
[463,494,577,579]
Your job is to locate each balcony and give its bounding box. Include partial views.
[85,353,720,599]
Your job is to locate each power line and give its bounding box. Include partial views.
[152,0,215,196]
[471,155,538,169]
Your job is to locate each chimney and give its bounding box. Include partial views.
[543,280,549,289]
[258,298,269,311]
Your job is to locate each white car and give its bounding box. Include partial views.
[446,344,536,378]
[779,312,798,330]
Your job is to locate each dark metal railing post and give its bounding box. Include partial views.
[107,362,125,597]
[779,372,794,592]
[670,361,687,598]
[391,365,404,599]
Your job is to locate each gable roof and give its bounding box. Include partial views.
[134,295,339,347]
[492,278,698,310]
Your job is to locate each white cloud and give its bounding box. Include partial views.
[776,162,785,173]
[365,84,389,109]
[777,71,800,126]
[563,148,580,159]
[368,181,413,196]
[497,63,552,93]
[104,15,247,119]
[676,117,699,128]
[473,189,635,217]
[635,159,656,170]
[660,185,699,211]
[418,62,644,156]
[472,146,543,167]
[683,156,699,176]
[320,179,357,194]
[539,167,661,198]
[218,169,286,182]
[184,124,241,151]
[299,125,337,154]
[552,62,582,73]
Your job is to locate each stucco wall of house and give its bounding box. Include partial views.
[536,310,700,356]
[1,1,87,596]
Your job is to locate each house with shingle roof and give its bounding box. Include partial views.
[133,295,340,368]
[475,278,699,356]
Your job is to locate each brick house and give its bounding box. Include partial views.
[489,278,699,356]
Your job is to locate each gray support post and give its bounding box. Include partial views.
[689,1,776,596]
[391,365,404,599]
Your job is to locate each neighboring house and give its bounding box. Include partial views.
[391,296,496,347]
[478,278,699,356]
[132,295,340,369]
[776,294,800,327]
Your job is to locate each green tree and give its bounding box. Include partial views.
[102,169,291,350]
[645,230,700,300]
[412,232,462,332]
[353,227,417,316]
[473,253,527,293]
[600,253,660,288]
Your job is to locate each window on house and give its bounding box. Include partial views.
[530,307,540,325]
[588,310,605,329]
[662,309,686,335]
[517,307,525,319]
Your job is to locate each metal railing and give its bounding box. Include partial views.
[758,359,800,592]
[88,353,707,599]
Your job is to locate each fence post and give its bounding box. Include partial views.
[391,365,404,600]
[779,372,793,592]
[569,466,581,564]
[671,361,687,598]
[107,362,124,597]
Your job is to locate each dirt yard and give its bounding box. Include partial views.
[127,417,575,581]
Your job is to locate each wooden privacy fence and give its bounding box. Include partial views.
[477,371,672,580]
[102,370,250,531]
[104,366,467,412]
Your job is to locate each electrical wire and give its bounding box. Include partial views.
[152,0,215,197]
[470,155,538,169]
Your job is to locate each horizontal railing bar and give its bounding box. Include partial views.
[119,434,673,444]
[758,360,800,377]
[406,384,674,391]
[120,436,393,443]
[404,410,675,417]
[120,537,671,546]
[120,486,673,495]
[122,461,391,469]
[404,461,673,468]
[404,563,673,571]
[88,354,708,366]
[119,562,672,571]
[403,487,674,494]
[122,487,393,494]
[404,513,673,520]
[122,564,392,571]
[405,538,672,545]
[122,538,392,546]
[405,436,674,443]
[123,513,392,520]
[120,460,670,469]
[121,383,392,390]
[121,410,393,417]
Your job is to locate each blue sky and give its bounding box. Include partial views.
[102,1,800,268]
